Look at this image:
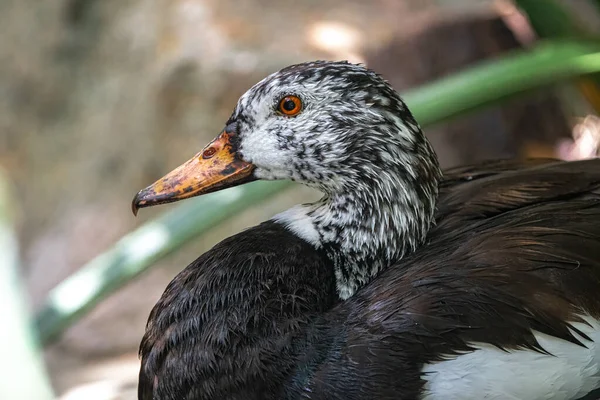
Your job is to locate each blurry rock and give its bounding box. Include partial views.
[366,12,572,167]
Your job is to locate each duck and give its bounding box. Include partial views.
[132,61,600,400]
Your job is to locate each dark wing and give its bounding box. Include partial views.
[301,158,600,399]
[440,157,558,183]
[436,158,600,229]
[138,221,337,400]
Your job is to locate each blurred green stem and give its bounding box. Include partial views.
[515,0,600,114]
[406,40,600,125]
[0,170,54,399]
[37,180,293,345]
[36,39,600,346]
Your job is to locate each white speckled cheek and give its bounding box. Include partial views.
[236,84,294,178]
[240,127,293,179]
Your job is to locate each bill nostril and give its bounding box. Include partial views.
[202,147,217,159]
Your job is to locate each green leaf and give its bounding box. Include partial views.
[514,0,600,114]
[36,39,600,345]
[514,0,586,38]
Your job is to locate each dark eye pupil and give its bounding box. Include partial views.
[283,99,296,111]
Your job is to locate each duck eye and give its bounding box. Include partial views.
[277,95,302,116]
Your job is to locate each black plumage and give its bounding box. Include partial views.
[138,158,600,400]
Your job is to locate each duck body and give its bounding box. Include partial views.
[139,158,600,400]
[302,158,600,400]
[133,61,600,400]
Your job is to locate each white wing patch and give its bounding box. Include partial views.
[421,314,600,400]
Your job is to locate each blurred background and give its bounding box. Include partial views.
[1,0,600,399]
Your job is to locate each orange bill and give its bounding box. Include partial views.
[132,130,255,215]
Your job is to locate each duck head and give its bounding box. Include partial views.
[133,61,442,298]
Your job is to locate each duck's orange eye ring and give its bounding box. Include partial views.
[277,95,302,116]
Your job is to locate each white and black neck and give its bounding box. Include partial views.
[229,61,444,298]
[274,128,442,299]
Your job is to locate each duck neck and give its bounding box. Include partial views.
[274,164,441,299]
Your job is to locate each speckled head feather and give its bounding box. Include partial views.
[229,61,442,298]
